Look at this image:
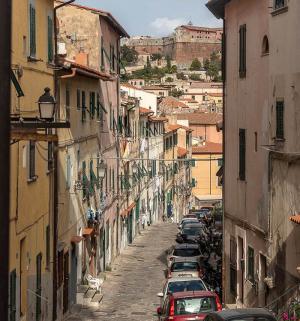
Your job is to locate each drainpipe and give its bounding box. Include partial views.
[0,0,11,319]
[221,17,226,306]
[53,2,75,320]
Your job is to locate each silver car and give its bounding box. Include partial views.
[157,277,209,306]
[168,258,203,278]
[166,243,203,267]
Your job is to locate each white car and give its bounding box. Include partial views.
[166,244,204,268]
[157,277,209,306]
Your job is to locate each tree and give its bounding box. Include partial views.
[165,77,174,83]
[121,45,138,66]
[166,55,172,72]
[170,88,184,98]
[203,58,210,71]
[151,53,162,61]
[177,72,187,80]
[190,74,201,81]
[190,58,202,71]
[170,65,177,74]
[146,56,151,70]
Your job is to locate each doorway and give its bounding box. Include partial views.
[238,237,244,305]
[70,243,77,305]
[259,254,268,307]
[63,251,69,314]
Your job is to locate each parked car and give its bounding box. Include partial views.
[167,258,205,278]
[184,214,197,219]
[167,244,203,267]
[157,277,209,307]
[157,291,222,321]
[178,218,199,230]
[203,308,276,321]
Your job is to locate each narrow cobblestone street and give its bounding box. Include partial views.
[69,223,177,321]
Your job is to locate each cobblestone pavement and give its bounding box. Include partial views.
[69,222,177,321]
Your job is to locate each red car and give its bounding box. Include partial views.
[157,291,222,321]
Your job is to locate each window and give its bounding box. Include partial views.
[274,0,286,10]
[57,250,64,287]
[276,101,284,139]
[66,87,70,120]
[29,140,36,180]
[191,178,196,187]
[47,15,53,62]
[254,132,258,152]
[9,270,17,321]
[76,89,81,110]
[262,35,269,55]
[239,129,246,181]
[239,24,247,78]
[247,246,255,282]
[29,3,36,57]
[191,159,196,167]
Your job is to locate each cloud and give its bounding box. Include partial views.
[150,17,186,36]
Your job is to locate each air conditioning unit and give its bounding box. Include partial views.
[264,277,275,289]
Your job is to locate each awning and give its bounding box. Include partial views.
[216,165,223,177]
[82,228,94,236]
[71,235,84,243]
[120,202,135,217]
[290,214,300,225]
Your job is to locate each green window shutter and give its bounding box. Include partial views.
[47,16,53,62]
[30,4,36,57]
[82,91,86,121]
[239,128,246,180]
[10,69,24,97]
[192,178,196,187]
[276,101,284,139]
[191,159,196,167]
[89,92,95,118]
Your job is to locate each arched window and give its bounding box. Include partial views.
[262,35,269,55]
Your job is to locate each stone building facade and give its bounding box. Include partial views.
[123,25,222,68]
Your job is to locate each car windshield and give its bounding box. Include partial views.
[182,220,197,225]
[167,280,206,293]
[174,297,217,315]
[183,228,201,235]
[173,249,200,257]
[171,262,199,271]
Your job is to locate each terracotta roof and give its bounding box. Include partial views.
[121,83,140,90]
[208,93,223,97]
[160,96,189,109]
[290,214,300,224]
[144,85,170,90]
[139,107,153,115]
[165,123,193,132]
[63,60,112,81]
[192,142,222,154]
[57,1,129,38]
[149,116,168,122]
[180,98,198,103]
[178,147,188,158]
[178,25,223,32]
[177,113,222,125]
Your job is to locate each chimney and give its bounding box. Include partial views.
[75,52,89,66]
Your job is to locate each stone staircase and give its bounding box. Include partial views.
[76,284,104,308]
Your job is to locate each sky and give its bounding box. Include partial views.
[78,0,222,37]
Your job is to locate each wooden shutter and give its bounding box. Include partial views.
[30,4,36,57]
[76,89,81,110]
[239,25,246,78]
[47,16,53,62]
[247,246,254,282]
[276,101,284,139]
[81,91,86,121]
[36,253,42,321]
[239,129,246,180]
[29,140,36,179]
[9,270,16,321]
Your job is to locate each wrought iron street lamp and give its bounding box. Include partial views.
[132,161,138,174]
[97,159,107,179]
[38,87,56,121]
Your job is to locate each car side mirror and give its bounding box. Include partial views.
[157,292,163,298]
[157,307,162,315]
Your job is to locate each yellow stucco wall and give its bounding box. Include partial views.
[192,152,222,200]
[10,0,55,319]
